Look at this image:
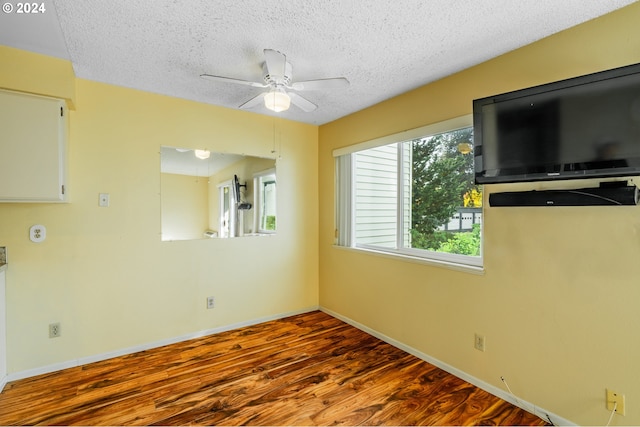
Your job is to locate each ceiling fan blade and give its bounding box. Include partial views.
[239,92,266,109]
[291,77,350,91]
[263,49,287,79]
[200,74,267,88]
[289,92,317,112]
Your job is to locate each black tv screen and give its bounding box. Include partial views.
[474,62,640,184]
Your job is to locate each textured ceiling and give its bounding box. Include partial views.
[0,0,637,125]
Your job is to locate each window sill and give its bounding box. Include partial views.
[332,245,485,275]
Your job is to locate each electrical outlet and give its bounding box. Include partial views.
[206,296,215,309]
[606,389,625,416]
[29,224,46,243]
[474,333,486,352]
[49,322,61,338]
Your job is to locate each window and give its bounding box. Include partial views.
[254,169,277,233]
[218,181,236,238]
[335,116,482,269]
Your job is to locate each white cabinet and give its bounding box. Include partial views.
[0,89,68,202]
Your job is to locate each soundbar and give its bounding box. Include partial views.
[489,185,639,207]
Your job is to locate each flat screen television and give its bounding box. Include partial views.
[233,174,252,210]
[473,62,640,184]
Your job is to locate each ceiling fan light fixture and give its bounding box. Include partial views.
[195,149,210,160]
[264,90,291,112]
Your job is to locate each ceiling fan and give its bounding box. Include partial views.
[200,49,349,113]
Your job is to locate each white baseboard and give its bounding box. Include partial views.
[7,305,319,383]
[0,375,7,393]
[320,306,575,427]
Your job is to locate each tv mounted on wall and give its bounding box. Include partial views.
[233,174,252,210]
[473,62,640,185]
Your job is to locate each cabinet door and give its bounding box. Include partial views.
[0,90,67,202]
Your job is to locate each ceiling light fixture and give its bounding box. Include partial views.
[264,89,291,112]
[195,149,210,160]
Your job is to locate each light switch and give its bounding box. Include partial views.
[29,224,46,243]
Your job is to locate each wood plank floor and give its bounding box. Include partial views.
[0,311,548,426]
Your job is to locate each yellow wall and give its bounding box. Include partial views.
[0,46,75,108]
[0,46,319,373]
[160,173,209,240]
[319,3,640,426]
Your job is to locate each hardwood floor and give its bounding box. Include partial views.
[0,311,548,426]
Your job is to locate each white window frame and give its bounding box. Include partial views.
[218,180,237,238]
[253,168,277,234]
[334,115,483,273]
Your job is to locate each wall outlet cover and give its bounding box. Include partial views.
[606,389,625,416]
[49,322,61,338]
[30,224,46,243]
[474,333,486,352]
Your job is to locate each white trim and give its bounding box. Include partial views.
[252,168,276,178]
[7,306,319,382]
[217,179,236,238]
[332,114,473,157]
[334,245,484,275]
[320,306,575,427]
[396,142,404,250]
[0,375,6,393]
[253,169,277,234]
